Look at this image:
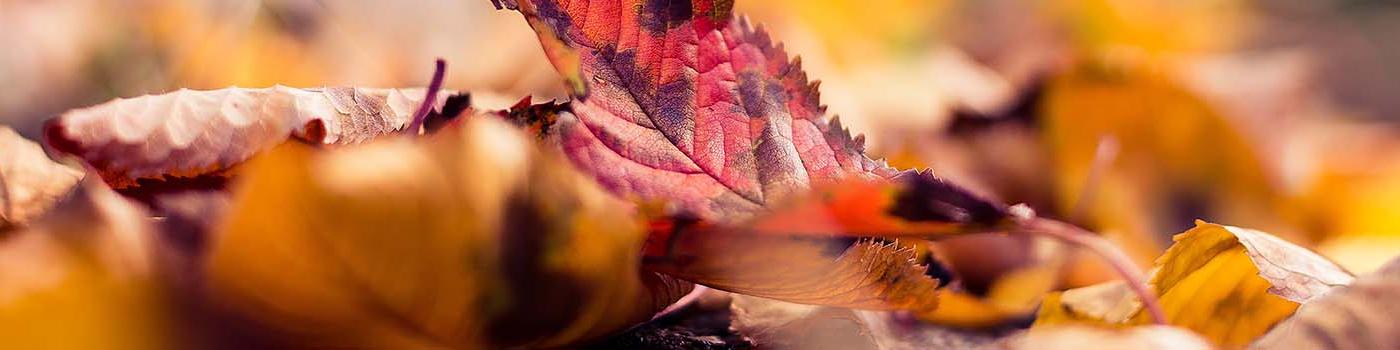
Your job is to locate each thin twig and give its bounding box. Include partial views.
[1018,216,1168,325]
[405,59,447,136]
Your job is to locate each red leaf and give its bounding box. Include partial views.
[498,0,898,219]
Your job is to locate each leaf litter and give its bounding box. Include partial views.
[1,0,1398,349]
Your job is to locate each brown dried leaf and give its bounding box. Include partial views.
[1250,256,1400,350]
[649,233,944,317]
[45,86,452,188]
[0,126,82,229]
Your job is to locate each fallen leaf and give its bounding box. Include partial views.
[640,171,1012,316]
[920,262,1058,328]
[0,126,82,229]
[1293,127,1400,248]
[496,0,899,220]
[499,0,1024,320]
[649,233,944,317]
[45,86,452,189]
[1042,59,1289,262]
[205,117,691,348]
[1036,221,1354,347]
[1250,255,1400,350]
[0,180,172,350]
[729,295,1006,350]
[730,295,881,350]
[997,325,1213,350]
[1153,221,1353,304]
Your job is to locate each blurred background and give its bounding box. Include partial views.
[4,0,1400,276]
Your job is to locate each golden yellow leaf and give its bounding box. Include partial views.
[205,117,691,348]
[1296,136,1400,245]
[1036,221,1353,347]
[1042,59,1290,263]
[921,263,1058,328]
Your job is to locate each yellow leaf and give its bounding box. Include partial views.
[1042,59,1289,264]
[922,263,1058,328]
[205,117,691,348]
[1036,221,1353,347]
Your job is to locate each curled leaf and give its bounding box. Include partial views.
[1155,221,1353,303]
[0,126,82,229]
[1036,221,1354,347]
[205,117,690,348]
[1250,256,1400,350]
[45,86,452,189]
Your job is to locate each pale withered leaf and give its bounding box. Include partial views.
[0,126,82,229]
[1250,256,1400,350]
[46,86,452,189]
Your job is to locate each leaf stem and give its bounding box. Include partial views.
[406,59,447,136]
[1014,215,1168,325]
